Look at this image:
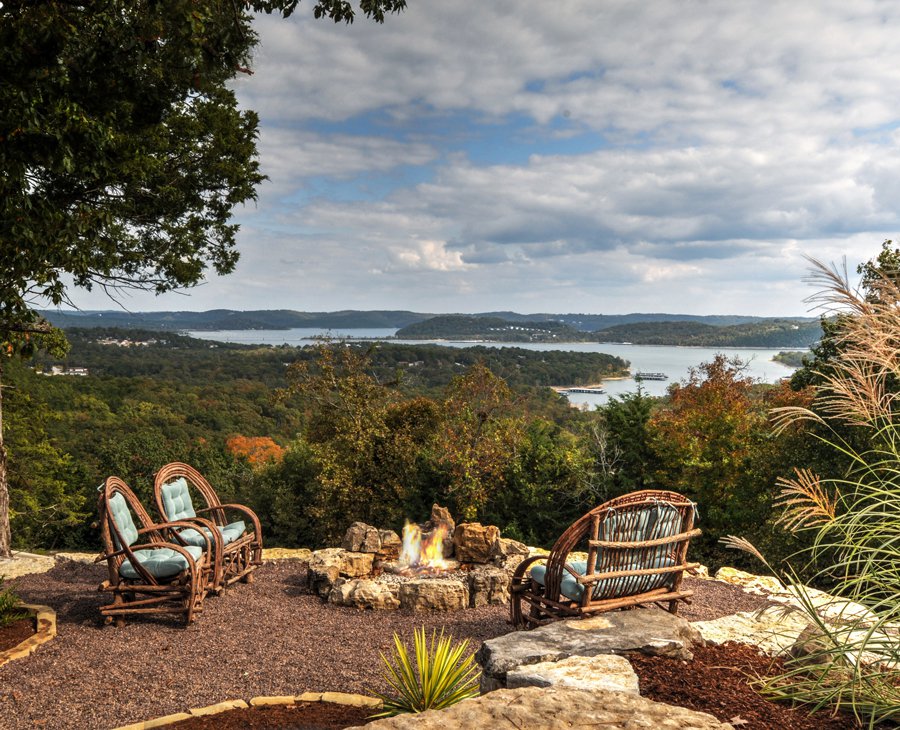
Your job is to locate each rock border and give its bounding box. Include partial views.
[110,692,382,730]
[0,603,57,668]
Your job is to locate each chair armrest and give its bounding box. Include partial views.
[196,504,263,539]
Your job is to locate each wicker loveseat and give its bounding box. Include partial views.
[510,490,700,628]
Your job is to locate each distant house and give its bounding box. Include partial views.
[43,365,89,377]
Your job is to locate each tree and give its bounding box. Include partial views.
[0,0,407,557]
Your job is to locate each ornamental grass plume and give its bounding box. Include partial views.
[728,258,900,727]
[370,626,480,717]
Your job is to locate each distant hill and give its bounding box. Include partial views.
[595,319,822,348]
[395,315,589,342]
[40,308,818,340]
[40,309,432,331]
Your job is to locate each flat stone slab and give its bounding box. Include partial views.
[477,607,701,687]
[692,607,812,657]
[505,654,640,694]
[354,686,733,729]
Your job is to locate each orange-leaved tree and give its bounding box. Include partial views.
[226,435,285,466]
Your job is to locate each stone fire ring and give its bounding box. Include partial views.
[111,692,382,730]
[0,603,57,669]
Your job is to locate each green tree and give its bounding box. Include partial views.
[0,0,406,557]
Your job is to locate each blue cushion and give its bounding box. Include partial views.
[119,545,203,580]
[220,520,247,544]
[530,561,588,601]
[108,492,139,549]
[161,478,196,521]
[177,520,246,548]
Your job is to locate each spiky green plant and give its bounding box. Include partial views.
[370,627,480,717]
[726,259,900,727]
[0,575,27,628]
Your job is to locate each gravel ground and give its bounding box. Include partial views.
[1,559,773,730]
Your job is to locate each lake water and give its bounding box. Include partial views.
[186,327,799,406]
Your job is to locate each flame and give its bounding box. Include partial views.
[399,520,450,571]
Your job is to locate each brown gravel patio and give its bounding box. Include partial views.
[1,558,773,730]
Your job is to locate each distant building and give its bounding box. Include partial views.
[43,365,89,376]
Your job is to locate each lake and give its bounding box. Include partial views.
[185,327,799,406]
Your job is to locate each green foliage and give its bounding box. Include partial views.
[0,576,27,628]
[594,388,659,494]
[371,627,480,718]
[728,260,900,725]
[595,319,821,348]
[396,315,590,342]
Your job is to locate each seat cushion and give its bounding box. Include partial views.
[530,561,588,602]
[530,556,677,602]
[108,492,139,549]
[160,478,196,521]
[219,520,247,544]
[120,545,203,580]
[177,520,246,548]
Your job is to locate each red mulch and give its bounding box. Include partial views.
[631,641,877,730]
[166,701,374,729]
[0,617,34,652]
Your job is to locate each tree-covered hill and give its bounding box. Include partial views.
[395,315,591,341]
[594,319,822,347]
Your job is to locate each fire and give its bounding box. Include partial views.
[399,520,450,572]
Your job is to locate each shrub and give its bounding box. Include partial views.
[0,576,27,628]
[370,627,480,717]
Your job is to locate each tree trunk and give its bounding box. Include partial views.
[0,360,11,558]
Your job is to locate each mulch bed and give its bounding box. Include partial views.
[167,701,374,729]
[632,642,870,730]
[0,558,873,730]
[0,617,35,653]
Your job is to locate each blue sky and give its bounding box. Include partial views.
[66,1,900,316]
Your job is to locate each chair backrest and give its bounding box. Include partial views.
[543,490,696,603]
[107,492,140,550]
[98,476,162,584]
[160,477,197,521]
[155,462,223,525]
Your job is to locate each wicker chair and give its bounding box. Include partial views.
[154,462,263,591]
[96,476,211,626]
[510,490,700,629]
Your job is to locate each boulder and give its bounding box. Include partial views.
[378,529,402,560]
[399,579,469,611]
[468,566,510,607]
[505,654,640,695]
[307,548,344,597]
[489,537,530,574]
[351,579,401,610]
[453,523,500,564]
[422,504,456,559]
[343,522,382,553]
[352,687,733,730]
[307,548,374,597]
[477,607,700,690]
[327,578,356,606]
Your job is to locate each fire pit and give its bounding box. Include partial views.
[304,505,531,611]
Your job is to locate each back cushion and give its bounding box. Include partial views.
[108,492,139,549]
[161,478,196,521]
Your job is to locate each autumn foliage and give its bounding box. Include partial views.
[226,435,284,466]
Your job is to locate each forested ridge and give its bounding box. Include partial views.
[4,327,844,575]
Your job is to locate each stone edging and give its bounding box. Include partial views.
[0,603,57,668]
[110,691,381,730]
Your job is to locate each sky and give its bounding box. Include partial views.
[64,1,900,317]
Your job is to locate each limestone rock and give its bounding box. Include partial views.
[489,538,530,574]
[308,548,375,597]
[327,578,356,606]
[351,579,401,610]
[422,504,456,559]
[468,566,510,607]
[399,579,469,611]
[343,522,382,553]
[453,523,500,564]
[477,608,700,688]
[341,551,375,578]
[692,606,812,656]
[378,530,402,560]
[352,687,733,730]
[505,654,640,695]
[307,548,344,597]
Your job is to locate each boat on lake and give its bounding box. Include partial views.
[562,386,606,394]
[634,371,668,381]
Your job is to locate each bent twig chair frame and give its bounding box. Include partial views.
[96,476,211,626]
[510,489,700,629]
[154,462,263,591]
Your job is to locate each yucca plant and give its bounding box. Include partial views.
[370,626,480,717]
[0,575,27,628]
[726,258,900,727]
